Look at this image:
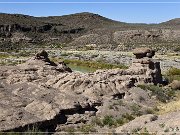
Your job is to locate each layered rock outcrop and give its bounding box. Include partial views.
[129,48,162,84]
[0,49,162,132]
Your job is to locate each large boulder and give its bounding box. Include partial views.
[35,50,49,60]
[133,48,155,59]
[169,80,180,90]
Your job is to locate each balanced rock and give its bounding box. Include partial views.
[133,47,155,59]
[130,48,162,85]
[35,50,49,60]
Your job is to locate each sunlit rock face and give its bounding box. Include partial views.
[129,47,162,85]
[0,49,162,132]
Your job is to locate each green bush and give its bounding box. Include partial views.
[60,52,72,56]
[102,115,116,127]
[0,53,10,59]
[166,68,180,76]
[164,67,180,83]
[91,117,103,127]
[165,75,180,83]
[122,113,135,121]
[137,84,175,103]
[79,125,96,133]
[64,59,128,70]
[92,113,135,128]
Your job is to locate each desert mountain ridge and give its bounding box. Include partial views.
[1,12,180,25]
[0,12,180,52]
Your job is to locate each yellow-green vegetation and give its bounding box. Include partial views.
[63,59,128,70]
[132,127,155,135]
[130,103,143,116]
[63,124,97,133]
[91,113,135,128]
[166,67,180,76]
[0,53,10,59]
[17,51,33,57]
[158,98,180,115]
[80,45,95,51]
[0,51,30,66]
[79,124,97,132]
[157,91,180,115]
[137,84,175,103]
[164,67,180,82]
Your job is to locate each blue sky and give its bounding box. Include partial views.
[0,0,179,23]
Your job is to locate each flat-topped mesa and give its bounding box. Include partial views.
[129,48,162,85]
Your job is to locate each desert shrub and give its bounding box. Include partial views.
[92,113,135,128]
[145,108,155,114]
[91,117,103,127]
[164,67,180,83]
[0,53,10,59]
[165,75,180,83]
[60,52,72,57]
[83,46,95,51]
[130,103,142,116]
[18,51,32,57]
[137,84,175,103]
[64,126,76,134]
[122,113,135,121]
[79,124,96,133]
[166,68,180,76]
[174,46,180,52]
[64,59,128,70]
[116,113,135,126]
[102,115,116,127]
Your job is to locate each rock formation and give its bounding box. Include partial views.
[0,49,163,132]
[133,47,155,59]
[129,48,162,84]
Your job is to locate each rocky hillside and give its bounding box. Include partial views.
[0,12,180,51]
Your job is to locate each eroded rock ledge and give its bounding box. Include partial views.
[0,49,162,132]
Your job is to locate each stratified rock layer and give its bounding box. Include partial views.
[0,49,162,132]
